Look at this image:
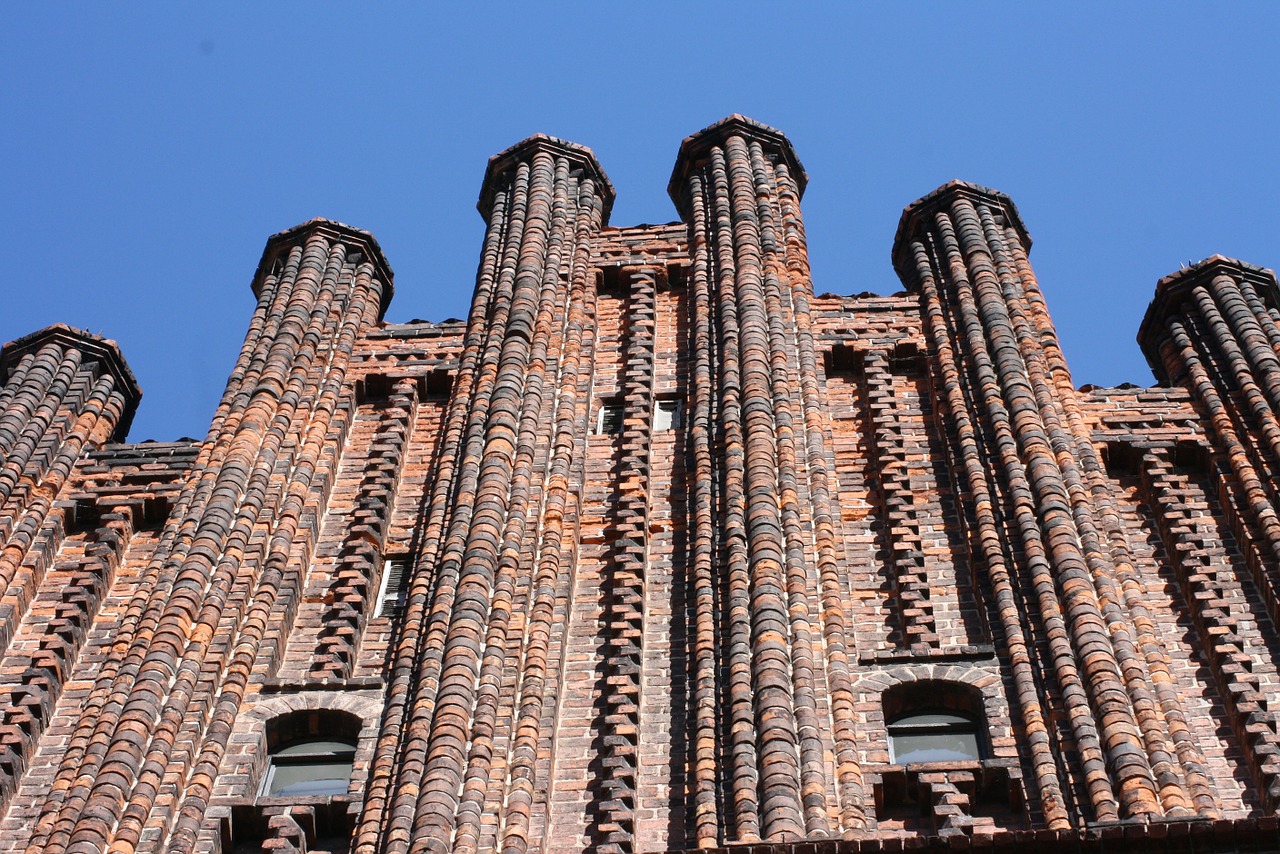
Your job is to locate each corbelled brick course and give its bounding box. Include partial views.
[2,116,1280,854]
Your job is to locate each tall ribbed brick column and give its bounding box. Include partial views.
[893,182,1210,824]
[671,115,866,843]
[354,136,612,854]
[22,220,392,854]
[1139,259,1280,625]
[0,325,139,814]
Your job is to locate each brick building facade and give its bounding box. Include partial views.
[2,115,1280,853]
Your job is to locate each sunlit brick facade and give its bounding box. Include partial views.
[3,116,1280,853]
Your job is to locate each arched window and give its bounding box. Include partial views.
[883,680,986,766]
[262,710,361,799]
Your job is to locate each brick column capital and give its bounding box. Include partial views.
[1,323,141,439]
[254,218,396,321]
[667,114,807,218]
[892,180,1031,287]
[1139,255,1279,382]
[478,134,614,223]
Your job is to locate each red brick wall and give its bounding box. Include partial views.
[4,121,1280,854]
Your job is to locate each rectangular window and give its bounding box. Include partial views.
[654,397,682,431]
[376,557,410,618]
[597,399,625,435]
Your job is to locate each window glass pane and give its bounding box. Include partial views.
[275,741,355,756]
[654,399,681,431]
[890,732,981,765]
[267,760,354,796]
[890,713,972,728]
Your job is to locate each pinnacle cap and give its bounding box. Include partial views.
[892,180,1032,287]
[1,323,142,441]
[668,115,808,218]
[1138,255,1279,384]
[478,134,615,224]
[254,218,395,321]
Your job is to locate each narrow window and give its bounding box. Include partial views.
[262,710,361,799]
[376,557,410,618]
[653,397,682,431]
[597,399,625,435]
[883,680,987,766]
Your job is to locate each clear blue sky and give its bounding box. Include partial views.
[4,5,1279,441]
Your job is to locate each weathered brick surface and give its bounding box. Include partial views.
[4,117,1280,854]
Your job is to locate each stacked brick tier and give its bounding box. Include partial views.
[3,116,1280,854]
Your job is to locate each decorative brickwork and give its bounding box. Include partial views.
[2,116,1280,854]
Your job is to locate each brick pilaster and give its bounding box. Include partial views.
[23,220,391,854]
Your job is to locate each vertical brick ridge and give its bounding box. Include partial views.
[496,181,600,854]
[0,372,126,647]
[165,237,388,853]
[773,158,866,835]
[698,140,804,842]
[1140,260,1280,626]
[899,193,1136,823]
[585,266,657,853]
[748,141,830,839]
[863,351,938,652]
[23,222,388,854]
[357,169,524,854]
[0,327,137,650]
[685,173,729,846]
[0,504,134,818]
[451,156,580,854]
[309,377,417,678]
[22,259,300,852]
[897,186,1184,820]
[966,207,1192,818]
[357,137,610,854]
[1137,448,1280,809]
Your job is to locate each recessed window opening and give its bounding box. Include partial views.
[262,710,361,799]
[424,369,453,401]
[654,397,682,431]
[884,680,986,766]
[376,557,410,618]
[597,398,625,435]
